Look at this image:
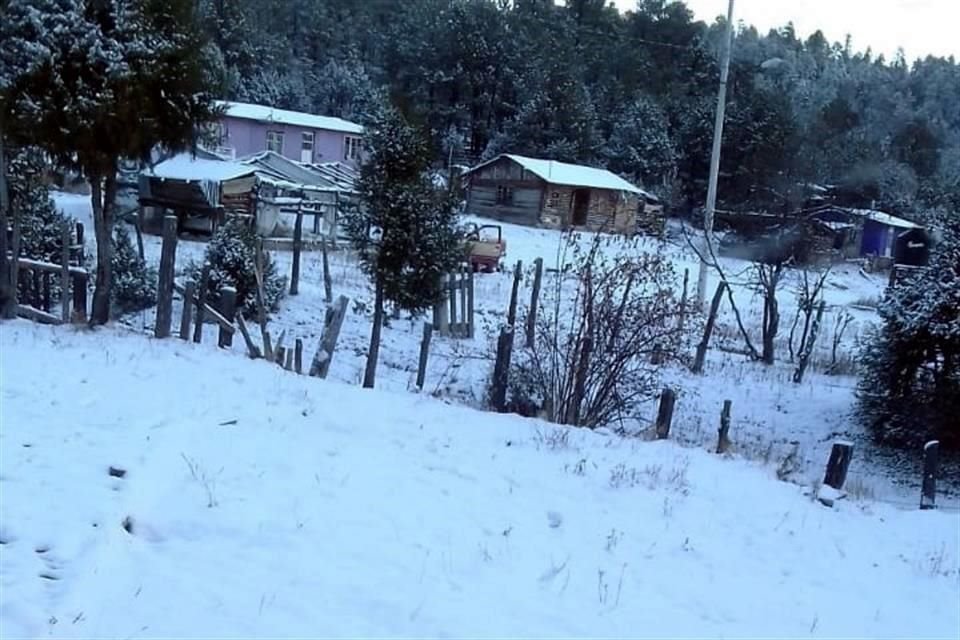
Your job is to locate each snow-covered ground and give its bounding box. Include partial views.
[43,193,958,505]
[2,321,959,638]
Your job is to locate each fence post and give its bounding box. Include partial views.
[284,348,294,371]
[310,295,349,379]
[218,286,236,348]
[290,209,303,295]
[678,267,689,334]
[235,312,262,359]
[717,399,732,453]
[70,272,87,324]
[193,263,211,343]
[507,259,522,326]
[294,338,303,374]
[59,221,70,322]
[438,290,450,337]
[135,207,146,260]
[416,322,433,390]
[655,387,676,439]
[178,279,195,340]
[823,441,854,490]
[525,257,543,348]
[448,273,458,337]
[490,325,513,412]
[321,236,333,304]
[921,440,939,510]
[459,267,468,337]
[692,281,726,374]
[154,215,178,339]
[467,266,475,339]
[41,271,51,311]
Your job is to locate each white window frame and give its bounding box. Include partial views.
[344,135,362,161]
[301,131,315,162]
[266,130,284,154]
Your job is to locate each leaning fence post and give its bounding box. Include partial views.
[717,399,732,453]
[692,281,726,374]
[655,387,676,439]
[60,221,71,323]
[290,209,303,295]
[823,441,854,490]
[154,215,178,339]
[525,257,543,348]
[310,295,349,379]
[178,279,195,340]
[416,322,433,390]
[921,440,939,510]
[321,236,333,304]
[235,312,262,359]
[218,286,236,348]
[507,259,522,326]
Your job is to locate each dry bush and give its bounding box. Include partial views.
[514,231,685,430]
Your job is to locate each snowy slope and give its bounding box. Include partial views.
[1,322,958,638]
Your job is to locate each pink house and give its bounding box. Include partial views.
[208,100,364,167]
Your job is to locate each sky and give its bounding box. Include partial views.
[613,0,959,61]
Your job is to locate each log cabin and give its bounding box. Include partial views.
[462,154,662,235]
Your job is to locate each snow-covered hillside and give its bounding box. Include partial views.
[1,321,958,638]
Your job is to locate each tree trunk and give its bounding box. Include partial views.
[362,278,384,389]
[89,172,117,325]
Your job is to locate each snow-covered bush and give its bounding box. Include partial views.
[8,148,74,263]
[506,231,685,430]
[190,217,286,317]
[856,222,960,449]
[110,226,157,314]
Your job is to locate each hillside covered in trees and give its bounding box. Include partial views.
[196,0,960,220]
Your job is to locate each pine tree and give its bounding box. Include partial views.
[857,222,960,449]
[191,217,286,317]
[3,0,220,325]
[343,107,463,389]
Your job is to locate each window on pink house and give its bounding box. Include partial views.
[266,130,284,154]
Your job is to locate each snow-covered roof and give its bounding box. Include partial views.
[216,100,364,135]
[848,208,921,229]
[146,154,256,182]
[466,154,648,196]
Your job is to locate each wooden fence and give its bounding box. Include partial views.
[7,221,88,325]
[431,266,475,339]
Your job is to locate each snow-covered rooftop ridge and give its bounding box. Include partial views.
[468,154,649,196]
[216,100,364,134]
[847,208,921,229]
[146,154,256,182]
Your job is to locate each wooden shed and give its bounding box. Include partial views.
[462,154,660,235]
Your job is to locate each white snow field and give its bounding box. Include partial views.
[1,321,959,638]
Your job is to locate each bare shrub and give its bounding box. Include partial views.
[518,231,684,430]
[533,427,571,451]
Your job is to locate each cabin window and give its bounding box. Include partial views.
[496,185,514,205]
[549,191,561,209]
[266,130,284,154]
[344,136,362,161]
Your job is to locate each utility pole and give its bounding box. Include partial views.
[696,0,735,310]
